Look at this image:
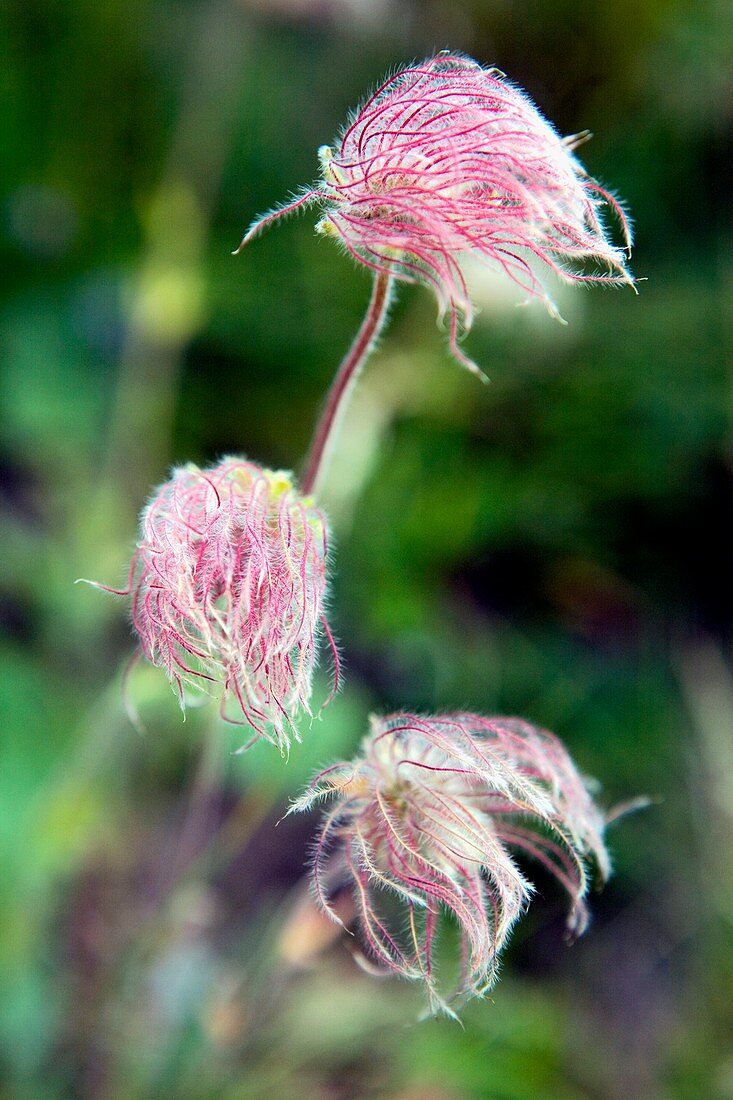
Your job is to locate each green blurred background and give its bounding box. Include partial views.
[2,0,732,1096]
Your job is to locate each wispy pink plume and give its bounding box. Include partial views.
[292,712,609,1015]
[111,459,335,752]
[240,52,633,377]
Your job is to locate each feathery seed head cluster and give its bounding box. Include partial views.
[82,52,633,1014]
[241,52,633,377]
[130,458,335,752]
[293,712,609,1014]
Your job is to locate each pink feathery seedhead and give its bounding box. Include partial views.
[239,52,634,377]
[291,712,609,1015]
[113,459,336,752]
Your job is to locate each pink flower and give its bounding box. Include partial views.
[292,712,609,1014]
[117,459,336,751]
[240,52,633,377]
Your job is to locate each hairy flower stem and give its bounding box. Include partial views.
[301,271,392,497]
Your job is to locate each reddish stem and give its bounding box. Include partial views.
[301,272,392,497]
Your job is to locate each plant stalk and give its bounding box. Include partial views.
[301,271,392,497]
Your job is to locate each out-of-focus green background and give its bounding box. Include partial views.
[2,1,732,1097]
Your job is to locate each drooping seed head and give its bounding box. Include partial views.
[120,459,335,751]
[239,52,634,377]
[292,712,609,1015]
